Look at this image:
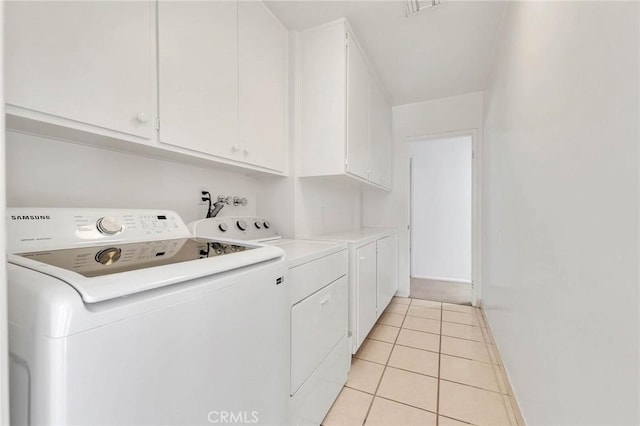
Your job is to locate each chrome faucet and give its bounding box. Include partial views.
[208,196,230,218]
[201,192,248,218]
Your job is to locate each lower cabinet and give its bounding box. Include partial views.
[351,231,399,353]
[376,234,399,317]
[355,242,377,351]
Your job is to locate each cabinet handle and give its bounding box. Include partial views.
[136,112,148,124]
[231,145,240,153]
[243,148,249,156]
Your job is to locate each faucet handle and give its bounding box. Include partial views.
[233,197,248,207]
[217,196,232,205]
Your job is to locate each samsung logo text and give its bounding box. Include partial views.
[11,215,51,220]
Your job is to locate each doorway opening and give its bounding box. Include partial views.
[408,132,478,305]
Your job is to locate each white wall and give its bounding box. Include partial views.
[259,161,362,240]
[0,2,11,423]
[6,131,260,224]
[410,136,471,282]
[363,91,483,297]
[482,2,639,424]
[294,178,361,237]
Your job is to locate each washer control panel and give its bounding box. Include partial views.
[96,216,124,235]
[190,216,279,241]
[7,208,192,253]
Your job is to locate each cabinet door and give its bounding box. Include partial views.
[355,242,377,350]
[298,21,348,177]
[346,36,370,180]
[158,1,238,158]
[238,1,287,172]
[376,234,398,316]
[369,81,393,188]
[5,1,153,138]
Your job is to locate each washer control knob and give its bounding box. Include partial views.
[254,221,262,229]
[96,217,123,235]
[95,247,122,265]
[218,223,228,232]
[236,219,247,231]
[263,221,271,229]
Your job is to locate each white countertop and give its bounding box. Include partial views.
[308,227,397,245]
[268,239,347,268]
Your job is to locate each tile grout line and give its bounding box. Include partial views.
[439,414,474,425]
[436,302,443,426]
[350,360,508,395]
[479,310,518,424]
[438,377,505,395]
[356,299,512,425]
[372,394,439,416]
[347,374,508,397]
[361,302,409,425]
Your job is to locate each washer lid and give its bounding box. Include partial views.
[9,237,284,303]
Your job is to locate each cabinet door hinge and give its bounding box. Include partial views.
[156,118,160,131]
[472,150,475,159]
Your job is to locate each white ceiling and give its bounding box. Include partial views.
[265,0,507,106]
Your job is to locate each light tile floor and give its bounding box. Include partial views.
[322,297,525,426]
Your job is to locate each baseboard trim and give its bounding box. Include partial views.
[412,276,472,284]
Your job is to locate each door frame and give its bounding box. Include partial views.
[406,129,482,306]
[0,1,10,421]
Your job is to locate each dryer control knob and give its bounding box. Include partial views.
[218,223,228,232]
[254,221,262,229]
[96,217,123,235]
[263,221,271,229]
[236,219,247,231]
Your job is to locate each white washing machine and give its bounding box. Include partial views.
[189,217,351,426]
[7,208,290,425]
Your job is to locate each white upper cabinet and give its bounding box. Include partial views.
[158,1,239,160]
[298,19,392,190]
[346,38,371,181]
[5,1,154,139]
[238,1,288,172]
[6,0,288,175]
[369,80,393,188]
[298,22,347,177]
[158,0,287,173]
